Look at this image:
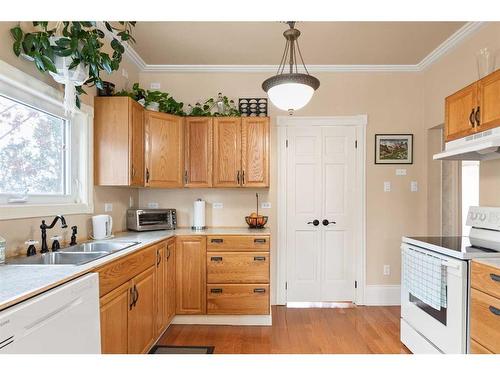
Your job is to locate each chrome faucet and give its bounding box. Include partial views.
[40,215,67,253]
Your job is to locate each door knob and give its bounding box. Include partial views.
[307,219,320,226]
[322,219,336,226]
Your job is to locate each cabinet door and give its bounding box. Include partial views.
[176,236,206,314]
[128,266,156,354]
[478,69,500,132]
[213,118,242,187]
[164,239,176,324]
[145,111,184,188]
[185,117,213,187]
[445,83,478,142]
[130,99,145,187]
[155,243,166,335]
[100,282,131,354]
[241,117,270,187]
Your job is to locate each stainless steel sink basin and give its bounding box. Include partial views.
[63,241,139,253]
[7,251,110,266]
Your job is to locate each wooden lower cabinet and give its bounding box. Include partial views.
[207,252,270,284]
[100,282,130,354]
[471,339,493,354]
[207,284,269,315]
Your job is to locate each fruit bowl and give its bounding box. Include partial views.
[245,215,268,229]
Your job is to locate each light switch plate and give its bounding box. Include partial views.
[261,202,271,209]
[396,168,407,176]
[213,202,224,209]
[150,82,161,89]
[383,265,391,276]
[411,181,418,192]
[104,203,113,212]
[148,202,159,209]
[121,68,128,79]
[384,181,391,192]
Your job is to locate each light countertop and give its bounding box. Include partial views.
[473,257,500,269]
[0,227,270,311]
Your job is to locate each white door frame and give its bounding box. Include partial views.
[276,115,367,305]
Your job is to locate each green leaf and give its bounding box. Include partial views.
[33,52,45,71]
[68,58,81,70]
[41,55,56,73]
[104,22,113,32]
[12,41,21,56]
[10,26,23,42]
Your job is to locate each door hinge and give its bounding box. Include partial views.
[286,139,288,148]
[354,281,358,289]
[355,140,358,149]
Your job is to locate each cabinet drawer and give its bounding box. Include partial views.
[471,261,500,299]
[96,245,156,297]
[207,252,269,283]
[470,288,500,353]
[207,235,269,251]
[470,339,493,354]
[207,284,269,315]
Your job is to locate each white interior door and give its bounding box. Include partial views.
[286,125,356,303]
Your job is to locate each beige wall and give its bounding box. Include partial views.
[422,22,500,208]
[0,22,140,257]
[139,71,428,288]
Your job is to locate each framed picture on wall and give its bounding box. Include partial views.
[375,134,413,164]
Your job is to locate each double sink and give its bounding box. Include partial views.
[7,241,140,266]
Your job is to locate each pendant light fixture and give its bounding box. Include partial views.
[262,21,320,113]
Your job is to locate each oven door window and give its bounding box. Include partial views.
[409,291,447,325]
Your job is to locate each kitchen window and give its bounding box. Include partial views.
[0,60,93,219]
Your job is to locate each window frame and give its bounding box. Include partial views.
[0,60,94,220]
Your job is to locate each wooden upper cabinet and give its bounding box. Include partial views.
[241,117,270,187]
[213,118,242,187]
[445,83,477,142]
[94,97,144,186]
[478,69,500,132]
[144,111,184,188]
[184,117,213,187]
[176,236,206,315]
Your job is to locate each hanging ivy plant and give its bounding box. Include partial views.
[10,21,136,108]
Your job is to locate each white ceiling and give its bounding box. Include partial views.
[131,22,466,66]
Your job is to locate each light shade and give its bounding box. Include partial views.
[262,72,320,112]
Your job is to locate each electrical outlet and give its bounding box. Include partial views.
[261,202,271,209]
[121,68,128,79]
[411,181,418,192]
[150,82,161,89]
[213,202,224,209]
[396,168,407,176]
[148,202,159,209]
[104,203,113,212]
[383,265,391,276]
[384,181,391,192]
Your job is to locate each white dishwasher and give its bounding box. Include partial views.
[0,273,101,354]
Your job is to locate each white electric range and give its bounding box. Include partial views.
[401,206,500,354]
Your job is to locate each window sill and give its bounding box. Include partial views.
[0,202,93,220]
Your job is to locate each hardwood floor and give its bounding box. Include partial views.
[158,305,411,354]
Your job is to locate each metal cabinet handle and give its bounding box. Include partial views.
[211,256,223,262]
[210,288,223,294]
[184,170,188,184]
[237,170,240,185]
[156,250,162,266]
[254,256,266,261]
[129,287,135,310]
[132,166,136,178]
[166,248,171,260]
[490,273,500,282]
[322,219,337,226]
[489,305,500,316]
[475,106,481,126]
[134,285,139,306]
[254,238,266,244]
[307,220,320,226]
[146,168,150,183]
[211,238,224,243]
[241,170,245,185]
[253,288,266,293]
[469,108,475,127]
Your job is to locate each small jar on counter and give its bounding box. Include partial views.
[0,235,6,264]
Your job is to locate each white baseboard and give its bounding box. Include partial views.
[172,314,272,326]
[363,284,401,306]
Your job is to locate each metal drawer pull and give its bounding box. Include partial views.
[253,288,266,293]
[254,238,266,243]
[490,273,500,283]
[210,288,223,294]
[489,306,500,316]
[254,256,266,261]
[211,256,223,262]
[211,238,224,243]
[129,287,135,310]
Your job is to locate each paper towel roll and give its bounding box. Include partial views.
[192,199,206,230]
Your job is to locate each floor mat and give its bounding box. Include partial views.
[149,345,215,354]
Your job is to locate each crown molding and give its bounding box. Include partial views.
[122,21,484,74]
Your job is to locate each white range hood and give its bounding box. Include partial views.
[433,127,500,161]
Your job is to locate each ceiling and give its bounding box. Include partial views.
[132,22,466,66]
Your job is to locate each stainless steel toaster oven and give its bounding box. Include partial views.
[127,208,176,231]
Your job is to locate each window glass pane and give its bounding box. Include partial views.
[461,160,480,236]
[0,94,67,196]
